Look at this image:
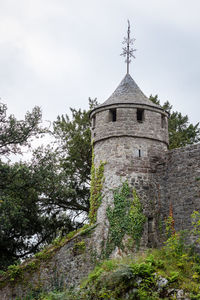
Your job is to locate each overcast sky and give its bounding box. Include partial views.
[0,0,199,126]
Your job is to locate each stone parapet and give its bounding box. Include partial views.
[91,106,169,145]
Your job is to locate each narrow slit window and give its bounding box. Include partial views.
[92,115,96,129]
[161,115,166,128]
[139,149,141,157]
[137,109,144,122]
[109,108,117,122]
[148,217,154,233]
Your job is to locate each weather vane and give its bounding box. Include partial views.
[120,20,136,74]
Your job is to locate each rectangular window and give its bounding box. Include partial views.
[108,108,117,122]
[137,109,144,122]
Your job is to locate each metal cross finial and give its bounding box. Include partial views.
[120,20,136,74]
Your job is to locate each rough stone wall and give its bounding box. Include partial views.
[91,102,169,254]
[0,231,95,300]
[92,136,168,254]
[93,133,200,252]
[92,106,168,145]
[156,143,200,236]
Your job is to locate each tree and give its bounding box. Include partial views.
[0,103,43,156]
[27,98,98,232]
[0,160,74,269]
[45,98,98,215]
[149,95,200,149]
[0,103,75,269]
[0,100,97,269]
[31,146,90,216]
[1,95,198,269]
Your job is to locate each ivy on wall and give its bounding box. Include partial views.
[89,147,105,224]
[104,181,146,257]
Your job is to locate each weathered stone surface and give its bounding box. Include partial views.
[97,74,160,108]
[1,73,199,299]
[91,107,168,144]
[156,144,200,235]
[90,73,200,254]
[90,74,169,254]
[0,232,95,300]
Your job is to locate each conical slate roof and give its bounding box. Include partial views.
[100,73,159,108]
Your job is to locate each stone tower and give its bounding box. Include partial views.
[90,73,169,254]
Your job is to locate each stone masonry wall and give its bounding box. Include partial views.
[0,230,95,300]
[93,138,200,252]
[156,143,200,236]
[91,105,168,145]
[92,136,168,254]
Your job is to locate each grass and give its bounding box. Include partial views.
[0,224,95,288]
[26,231,200,299]
[3,225,200,299]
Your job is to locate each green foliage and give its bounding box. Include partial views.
[129,190,147,246]
[191,211,200,244]
[34,249,51,260]
[79,223,97,237]
[0,225,95,289]
[53,98,98,186]
[46,240,199,299]
[66,230,77,240]
[73,241,86,255]
[167,271,179,283]
[25,261,38,271]
[12,238,200,299]
[31,143,89,218]
[0,160,75,270]
[0,100,98,268]
[7,264,23,282]
[1,93,198,271]
[77,257,156,300]
[0,102,78,269]
[104,182,146,257]
[0,102,43,156]
[89,147,105,223]
[164,215,190,260]
[165,215,175,238]
[164,231,188,258]
[48,98,98,216]
[149,95,200,149]
[0,260,38,286]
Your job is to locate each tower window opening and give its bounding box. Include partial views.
[92,115,96,129]
[137,109,144,122]
[139,149,141,157]
[109,108,117,122]
[161,115,166,128]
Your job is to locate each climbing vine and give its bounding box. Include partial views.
[129,189,147,246]
[104,181,146,257]
[89,147,105,224]
[165,203,176,238]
